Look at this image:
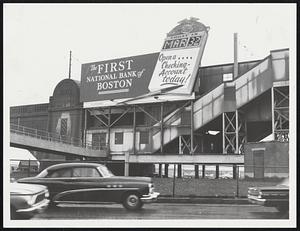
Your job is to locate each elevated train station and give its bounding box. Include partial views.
[10,18,289,179]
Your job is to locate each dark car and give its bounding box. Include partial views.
[17,162,159,210]
[10,181,49,219]
[247,178,289,213]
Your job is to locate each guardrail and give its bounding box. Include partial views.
[10,123,107,151]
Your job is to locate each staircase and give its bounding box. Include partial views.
[150,49,288,153]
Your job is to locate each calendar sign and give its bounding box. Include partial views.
[149,18,209,95]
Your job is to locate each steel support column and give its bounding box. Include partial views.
[190,100,194,154]
[222,112,236,154]
[272,86,289,142]
[107,108,111,157]
[222,111,246,154]
[179,135,182,154]
[160,103,164,153]
[133,105,136,154]
[222,113,226,153]
[158,164,162,177]
[195,165,199,179]
[202,165,205,178]
[177,164,182,178]
[215,165,219,179]
[179,135,192,154]
[164,164,169,178]
[84,109,87,147]
[233,164,237,179]
[237,111,246,154]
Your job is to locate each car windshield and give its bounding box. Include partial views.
[36,169,48,178]
[97,165,114,177]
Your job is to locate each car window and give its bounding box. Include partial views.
[97,165,114,177]
[47,168,72,178]
[72,167,101,177]
[36,169,48,178]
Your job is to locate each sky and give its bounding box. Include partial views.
[4,3,296,107]
[3,3,296,161]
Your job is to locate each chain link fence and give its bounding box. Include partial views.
[9,159,288,198]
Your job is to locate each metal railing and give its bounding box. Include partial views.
[10,123,107,151]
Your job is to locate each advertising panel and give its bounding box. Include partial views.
[81,18,208,106]
[149,19,208,94]
[80,53,158,102]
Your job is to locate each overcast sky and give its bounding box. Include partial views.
[4,3,296,107]
[4,4,296,160]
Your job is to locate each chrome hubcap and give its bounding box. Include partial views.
[127,195,138,207]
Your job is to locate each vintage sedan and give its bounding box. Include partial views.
[17,162,160,210]
[248,178,289,213]
[10,181,50,219]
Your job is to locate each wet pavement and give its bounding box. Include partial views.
[31,203,289,220]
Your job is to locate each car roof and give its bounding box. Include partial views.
[46,162,104,171]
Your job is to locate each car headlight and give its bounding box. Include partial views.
[148,183,154,194]
[23,195,35,205]
[45,190,49,198]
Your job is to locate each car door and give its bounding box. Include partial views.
[35,167,74,200]
[62,166,108,203]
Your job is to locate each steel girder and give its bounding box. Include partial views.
[272,86,289,142]
[222,111,246,154]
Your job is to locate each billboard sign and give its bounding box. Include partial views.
[80,53,158,102]
[148,17,209,94]
[81,18,208,105]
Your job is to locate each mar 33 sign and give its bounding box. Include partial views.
[80,53,158,102]
[148,18,209,94]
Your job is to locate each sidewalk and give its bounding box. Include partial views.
[157,196,250,204]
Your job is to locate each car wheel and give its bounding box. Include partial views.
[122,193,143,211]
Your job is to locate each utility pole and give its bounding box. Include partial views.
[234,33,239,153]
[68,50,72,79]
[234,33,238,78]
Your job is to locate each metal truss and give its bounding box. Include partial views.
[179,135,191,154]
[179,134,198,154]
[272,86,289,142]
[222,110,246,154]
[88,107,132,128]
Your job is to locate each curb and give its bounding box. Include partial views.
[156,197,250,204]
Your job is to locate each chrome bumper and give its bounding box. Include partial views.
[141,192,160,203]
[248,195,288,207]
[248,195,266,205]
[17,199,50,213]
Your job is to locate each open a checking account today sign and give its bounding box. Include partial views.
[80,18,209,103]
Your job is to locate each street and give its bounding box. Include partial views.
[31,203,288,220]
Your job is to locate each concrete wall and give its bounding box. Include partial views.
[244,141,289,178]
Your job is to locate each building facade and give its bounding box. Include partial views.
[10,19,289,178]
